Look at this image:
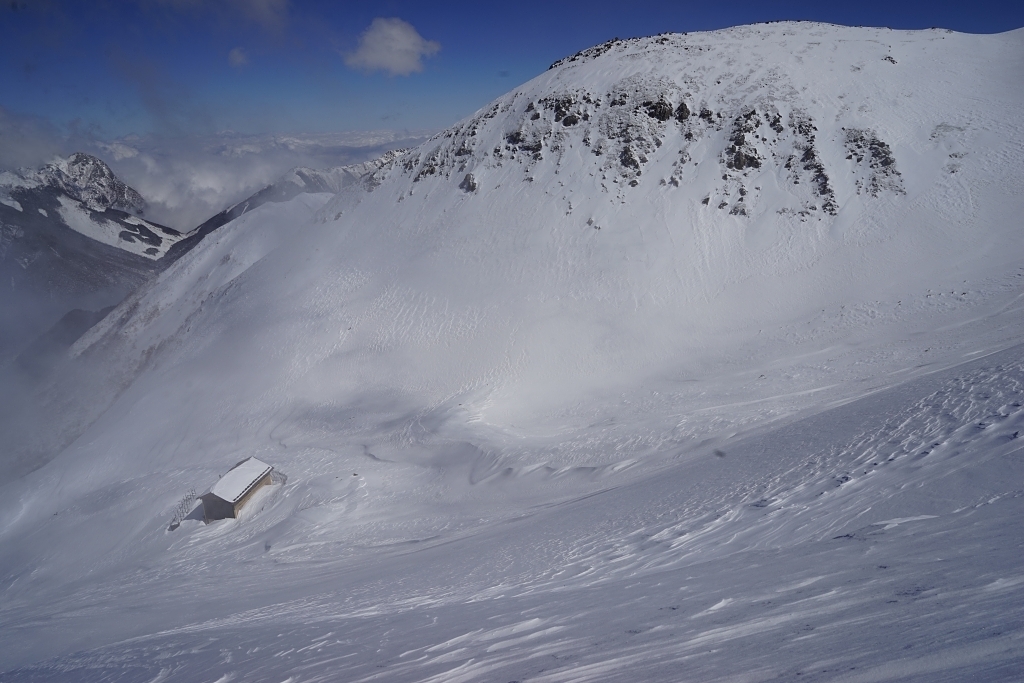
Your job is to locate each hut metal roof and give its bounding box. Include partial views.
[210,457,273,504]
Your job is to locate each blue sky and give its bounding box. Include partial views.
[3,0,1023,142]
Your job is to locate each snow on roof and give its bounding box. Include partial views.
[210,457,273,504]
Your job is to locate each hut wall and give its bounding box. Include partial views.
[232,474,272,516]
[200,493,235,522]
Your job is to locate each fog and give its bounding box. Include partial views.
[1,108,432,231]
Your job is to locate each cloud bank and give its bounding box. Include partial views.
[99,130,433,231]
[345,17,440,76]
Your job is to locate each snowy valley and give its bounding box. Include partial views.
[1,22,1023,681]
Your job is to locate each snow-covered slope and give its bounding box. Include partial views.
[1,22,1023,680]
[0,154,184,364]
[162,150,404,263]
[0,153,184,259]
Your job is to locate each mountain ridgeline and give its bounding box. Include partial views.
[3,22,1022,476]
[0,150,398,370]
[3,24,1024,680]
[386,26,917,221]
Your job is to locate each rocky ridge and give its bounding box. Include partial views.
[384,23,914,223]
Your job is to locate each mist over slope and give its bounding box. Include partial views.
[0,153,181,363]
[1,22,1023,680]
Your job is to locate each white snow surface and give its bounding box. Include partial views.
[1,22,1024,681]
[54,195,184,259]
[209,458,274,503]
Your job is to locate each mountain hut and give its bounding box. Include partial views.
[200,457,274,522]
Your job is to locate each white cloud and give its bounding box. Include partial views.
[97,141,140,161]
[228,47,249,67]
[98,130,433,231]
[344,17,440,77]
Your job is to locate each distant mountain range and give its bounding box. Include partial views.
[0,151,398,371]
[0,153,178,365]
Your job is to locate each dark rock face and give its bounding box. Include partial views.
[549,37,623,69]
[59,153,146,214]
[788,113,837,215]
[459,173,478,192]
[643,100,674,122]
[619,147,642,170]
[844,129,905,196]
[386,31,908,225]
[725,109,763,171]
[548,96,577,123]
[11,152,149,215]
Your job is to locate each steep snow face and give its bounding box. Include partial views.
[1,23,1024,679]
[1,152,145,215]
[0,152,184,260]
[0,153,186,363]
[306,22,1024,429]
[158,150,405,264]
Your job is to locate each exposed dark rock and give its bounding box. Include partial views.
[544,95,577,122]
[619,147,641,170]
[789,112,838,214]
[459,173,477,193]
[549,38,622,70]
[724,109,763,171]
[413,164,437,181]
[675,102,691,122]
[844,128,904,196]
[643,99,674,122]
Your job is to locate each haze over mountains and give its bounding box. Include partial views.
[0,153,178,364]
[1,22,1023,682]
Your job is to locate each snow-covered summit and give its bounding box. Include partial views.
[0,152,187,364]
[2,152,146,215]
[390,22,1007,224]
[0,152,183,260]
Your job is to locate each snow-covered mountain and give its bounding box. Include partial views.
[2,23,1023,681]
[0,153,184,364]
[163,151,404,262]
[0,152,185,258]
[0,151,392,369]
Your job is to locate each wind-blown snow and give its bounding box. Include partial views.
[53,195,183,259]
[1,22,1023,681]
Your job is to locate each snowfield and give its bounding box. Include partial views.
[1,22,1023,681]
